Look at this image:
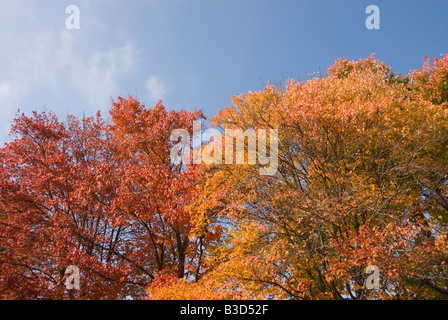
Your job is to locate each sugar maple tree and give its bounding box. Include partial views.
[0,96,216,299]
[108,97,222,283]
[152,54,448,300]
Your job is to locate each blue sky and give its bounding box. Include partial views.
[1,0,448,144]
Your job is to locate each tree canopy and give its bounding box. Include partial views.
[1,54,448,300]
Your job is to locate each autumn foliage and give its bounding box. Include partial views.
[1,54,448,299]
[0,98,217,299]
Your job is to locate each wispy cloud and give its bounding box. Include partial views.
[69,40,138,110]
[0,80,27,126]
[0,2,140,141]
[146,75,168,104]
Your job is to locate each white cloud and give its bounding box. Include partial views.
[0,79,27,121]
[0,80,26,106]
[70,41,138,110]
[1,29,138,110]
[0,1,141,143]
[0,30,77,139]
[0,78,28,139]
[0,29,139,134]
[146,75,167,104]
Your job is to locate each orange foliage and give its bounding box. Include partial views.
[2,54,448,300]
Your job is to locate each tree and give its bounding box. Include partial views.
[0,96,215,299]
[174,54,448,300]
[2,54,448,300]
